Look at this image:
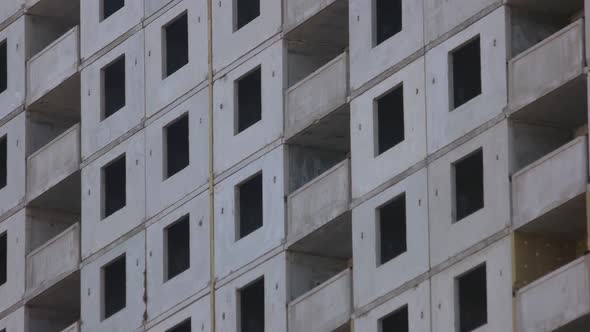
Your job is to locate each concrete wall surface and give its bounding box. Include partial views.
[0,112,26,218]
[0,16,25,120]
[0,210,25,314]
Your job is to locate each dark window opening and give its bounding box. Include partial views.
[103,255,126,319]
[0,136,6,190]
[0,40,7,94]
[376,85,404,155]
[457,264,487,332]
[0,232,6,286]
[236,67,262,134]
[379,305,409,332]
[453,149,484,222]
[102,56,126,120]
[378,194,407,265]
[239,277,265,332]
[164,13,189,78]
[236,0,260,31]
[166,319,191,332]
[165,215,190,281]
[101,0,125,21]
[237,173,263,240]
[375,0,402,46]
[165,114,189,179]
[451,37,482,109]
[102,155,126,219]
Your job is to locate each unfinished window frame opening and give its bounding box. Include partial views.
[100,0,125,22]
[166,318,191,332]
[235,66,262,134]
[456,263,487,332]
[101,55,126,121]
[164,214,191,282]
[452,148,484,222]
[163,12,189,78]
[374,84,405,156]
[235,172,263,240]
[449,36,482,110]
[377,193,407,266]
[101,254,126,320]
[373,0,402,46]
[101,154,127,219]
[0,39,6,94]
[0,135,6,190]
[0,231,6,286]
[379,305,409,332]
[234,0,260,32]
[238,277,265,332]
[163,113,190,179]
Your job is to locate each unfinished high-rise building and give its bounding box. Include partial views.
[0,0,588,331]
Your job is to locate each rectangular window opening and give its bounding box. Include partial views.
[239,277,265,332]
[0,136,6,190]
[379,305,409,332]
[451,36,482,109]
[236,172,263,240]
[102,255,126,320]
[101,0,125,21]
[457,264,487,332]
[0,40,6,94]
[166,319,191,332]
[378,193,407,265]
[236,67,262,134]
[164,114,189,179]
[453,149,484,222]
[376,84,404,155]
[102,155,126,219]
[235,0,260,31]
[102,55,126,120]
[165,215,190,281]
[164,12,189,78]
[0,232,6,286]
[375,0,402,46]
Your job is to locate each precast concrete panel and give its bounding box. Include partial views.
[0,16,25,120]
[80,0,143,61]
[145,0,175,20]
[0,1,24,29]
[352,169,429,309]
[146,191,210,320]
[147,294,211,332]
[350,57,427,199]
[145,88,209,219]
[80,231,146,332]
[81,31,145,160]
[348,0,424,91]
[0,112,25,218]
[425,6,507,154]
[0,306,25,332]
[81,131,146,259]
[0,210,25,314]
[213,41,284,175]
[430,236,512,332]
[214,145,286,280]
[428,120,510,266]
[144,0,208,117]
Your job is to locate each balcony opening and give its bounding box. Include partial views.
[0,135,6,190]
[239,277,265,332]
[102,155,126,219]
[164,12,189,78]
[235,67,262,134]
[0,40,6,94]
[165,215,190,281]
[164,114,189,179]
[101,0,124,21]
[236,172,263,240]
[378,193,407,265]
[453,149,484,222]
[376,84,404,155]
[456,264,487,332]
[166,319,191,332]
[102,255,126,320]
[102,55,126,120]
[450,36,481,109]
[235,0,260,31]
[374,0,402,46]
[0,232,6,286]
[379,305,409,332]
